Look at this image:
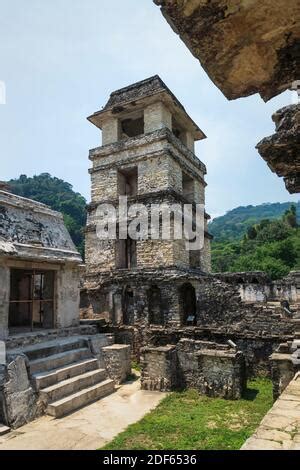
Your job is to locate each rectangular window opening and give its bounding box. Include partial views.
[120,114,144,139]
[182,172,194,203]
[118,166,138,197]
[116,238,137,269]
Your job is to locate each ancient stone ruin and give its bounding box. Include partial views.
[0,189,130,430]
[0,189,82,340]
[82,76,300,400]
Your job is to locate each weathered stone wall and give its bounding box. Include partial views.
[0,354,38,428]
[214,271,300,303]
[270,336,300,400]
[102,344,131,385]
[88,333,114,367]
[141,339,246,399]
[86,127,210,273]
[177,339,246,399]
[141,345,178,392]
[96,272,297,378]
[0,190,81,259]
[144,101,172,134]
[0,190,82,339]
[0,264,9,340]
[56,265,81,329]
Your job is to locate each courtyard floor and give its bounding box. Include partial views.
[0,376,166,450]
[102,379,273,450]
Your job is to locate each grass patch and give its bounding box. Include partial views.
[131,360,141,372]
[101,379,272,450]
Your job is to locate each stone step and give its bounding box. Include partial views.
[29,348,92,375]
[21,337,87,361]
[47,379,115,418]
[0,424,10,436]
[33,357,100,390]
[40,368,107,403]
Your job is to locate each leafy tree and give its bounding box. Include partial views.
[247,225,257,240]
[284,204,298,228]
[211,204,299,280]
[255,220,291,242]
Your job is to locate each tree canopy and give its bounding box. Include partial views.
[211,204,299,279]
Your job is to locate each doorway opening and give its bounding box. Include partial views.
[148,285,163,325]
[9,268,55,333]
[179,282,196,326]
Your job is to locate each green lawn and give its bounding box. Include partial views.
[102,379,273,450]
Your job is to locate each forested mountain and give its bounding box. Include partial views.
[7,174,86,257]
[209,202,300,242]
[210,204,300,279]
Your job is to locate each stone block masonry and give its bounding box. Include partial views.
[140,345,178,392]
[141,339,246,399]
[102,344,131,385]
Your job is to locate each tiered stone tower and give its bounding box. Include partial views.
[84,76,212,326]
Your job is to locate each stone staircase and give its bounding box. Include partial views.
[22,337,115,418]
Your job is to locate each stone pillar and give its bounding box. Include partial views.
[102,344,131,384]
[271,350,296,400]
[102,117,120,145]
[112,290,123,324]
[0,264,10,341]
[56,265,80,328]
[184,131,195,153]
[144,102,172,133]
[141,345,178,391]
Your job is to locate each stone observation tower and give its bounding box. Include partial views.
[84,76,212,327]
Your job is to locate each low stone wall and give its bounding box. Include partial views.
[141,339,246,399]
[102,344,131,385]
[214,271,300,304]
[113,324,292,378]
[176,339,246,399]
[141,345,178,392]
[271,337,300,400]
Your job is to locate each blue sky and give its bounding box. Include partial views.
[0,0,298,218]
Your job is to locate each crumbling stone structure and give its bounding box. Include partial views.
[215,271,300,304]
[141,339,246,399]
[83,77,299,398]
[84,75,212,322]
[0,190,82,340]
[270,332,300,400]
[0,190,131,429]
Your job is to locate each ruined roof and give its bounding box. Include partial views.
[154,0,300,101]
[0,191,82,264]
[103,75,185,112]
[88,75,206,140]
